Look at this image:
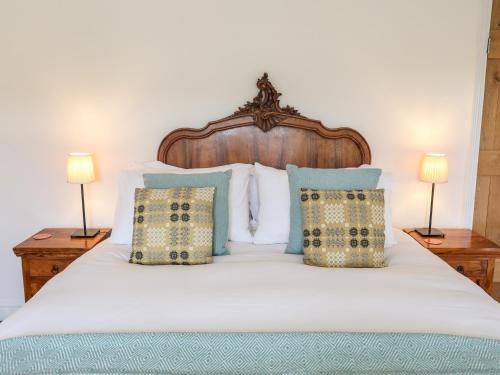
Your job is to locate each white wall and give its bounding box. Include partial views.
[0,0,491,317]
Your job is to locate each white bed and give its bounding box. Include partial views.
[3,75,500,374]
[1,229,499,341]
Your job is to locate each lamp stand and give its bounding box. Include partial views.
[71,184,99,238]
[415,182,444,237]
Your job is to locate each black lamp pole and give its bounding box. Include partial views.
[80,184,87,236]
[71,183,99,238]
[415,182,444,238]
[427,182,435,236]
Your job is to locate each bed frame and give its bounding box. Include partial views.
[157,73,371,169]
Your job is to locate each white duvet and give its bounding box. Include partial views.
[1,230,500,340]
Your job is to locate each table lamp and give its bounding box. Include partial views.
[415,153,448,237]
[67,153,99,238]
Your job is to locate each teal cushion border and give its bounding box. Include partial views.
[143,171,232,256]
[286,165,381,254]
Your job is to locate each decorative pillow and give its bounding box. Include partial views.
[300,189,385,268]
[143,171,231,256]
[130,187,215,265]
[286,164,382,254]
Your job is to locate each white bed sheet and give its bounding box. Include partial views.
[1,230,500,340]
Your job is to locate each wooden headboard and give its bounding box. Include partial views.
[157,73,371,169]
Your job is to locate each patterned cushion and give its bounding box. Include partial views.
[143,171,231,256]
[286,164,382,254]
[300,189,385,268]
[130,187,215,265]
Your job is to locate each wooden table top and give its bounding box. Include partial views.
[13,228,112,256]
[404,228,500,256]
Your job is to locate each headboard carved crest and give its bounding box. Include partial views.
[234,73,302,132]
[157,73,371,169]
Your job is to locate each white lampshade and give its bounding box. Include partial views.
[67,153,95,184]
[419,153,448,183]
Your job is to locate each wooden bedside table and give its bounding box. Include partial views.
[404,228,500,295]
[13,228,111,301]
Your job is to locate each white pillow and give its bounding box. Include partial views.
[360,165,397,247]
[110,162,180,244]
[248,171,259,231]
[252,163,290,244]
[109,162,254,244]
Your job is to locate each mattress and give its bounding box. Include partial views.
[1,229,499,340]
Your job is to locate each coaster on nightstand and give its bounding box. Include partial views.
[424,238,443,245]
[33,233,53,240]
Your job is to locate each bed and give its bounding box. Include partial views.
[1,74,500,374]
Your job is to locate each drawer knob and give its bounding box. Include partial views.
[51,264,60,275]
[456,265,465,274]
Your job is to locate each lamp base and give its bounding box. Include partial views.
[414,228,445,237]
[71,229,100,238]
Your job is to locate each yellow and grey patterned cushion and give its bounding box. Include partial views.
[300,189,385,268]
[130,187,215,265]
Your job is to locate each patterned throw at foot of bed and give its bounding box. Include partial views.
[1,332,500,375]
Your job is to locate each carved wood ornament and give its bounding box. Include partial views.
[157,73,371,169]
[234,73,302,132]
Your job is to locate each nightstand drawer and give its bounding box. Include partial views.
[473,277,489,289]
[445,260,488,278]
[28,259,72,277]
[30,277,50,296]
